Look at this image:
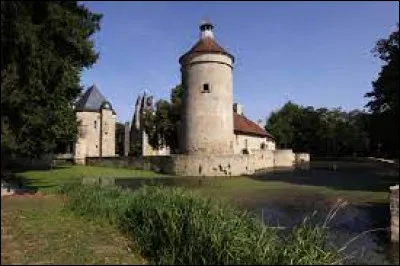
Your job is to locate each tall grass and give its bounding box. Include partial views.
[57,183,341,265]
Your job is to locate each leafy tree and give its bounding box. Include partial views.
[365,24,399,157]
[142,85,184,153]
[1,1,102,158]
[265,102,301,149]
[115,122,125,156]
[265,102,371,157]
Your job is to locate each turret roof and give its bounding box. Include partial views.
[74,84,115,114]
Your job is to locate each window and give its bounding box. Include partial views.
[202,83,210,93]
[94,120,97,129]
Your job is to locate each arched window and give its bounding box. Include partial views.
[94,120,97,129]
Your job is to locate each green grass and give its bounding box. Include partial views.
[13,165,163,189]
[1,195,144,265]
[191,176,392,205]
[11,160,398,205]
[57,184,341,265]
[189,160,399,204]
[3,160,396,265]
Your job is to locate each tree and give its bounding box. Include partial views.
[365,23,399,157]
[115,122,125,156]
[265,101,301,149]
[1,1,102,158]
[265,101,371,157]
[142,84,184,153]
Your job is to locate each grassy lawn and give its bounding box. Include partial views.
[2,160,398,265]
[11,160,398,205]
[13,165,163,190]
[1,195,145,265]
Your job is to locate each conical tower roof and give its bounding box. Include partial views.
[179,20,234,64]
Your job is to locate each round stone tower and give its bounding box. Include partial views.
[179,20,235,155]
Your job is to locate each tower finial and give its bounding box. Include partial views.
[199,18,214,39]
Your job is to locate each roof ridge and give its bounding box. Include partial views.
[233,112,274,139]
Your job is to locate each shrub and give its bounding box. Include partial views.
[57,184,340,265]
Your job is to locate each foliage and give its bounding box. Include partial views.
[265,101,299,149]
[265,102,370,157]
[364,24,399,158]
[143,84,184,153]
[267,24,398,158]
[115,122,126,156]
[58,184,341,265]
[1,1,102,158]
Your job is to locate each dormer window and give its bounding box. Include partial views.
[202,83,210,93]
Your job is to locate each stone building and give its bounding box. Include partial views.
[73,85,116,164]
[233,103,276,154]
[83,19,309,176]
[179,19,275,156]
[179,20,235,155]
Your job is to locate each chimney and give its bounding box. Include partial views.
[233,103,243,115]
[199,18,214,39]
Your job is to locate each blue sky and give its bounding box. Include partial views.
[81,1,399,124]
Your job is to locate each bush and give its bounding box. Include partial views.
[57,184,340,265]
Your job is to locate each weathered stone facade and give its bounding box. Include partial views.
[100,108,116,157]
[73,85,116,164]
[390,185,399,243]
[86,149,304,177]
[273,149,296,168]
[233,134,275,154]
[180,53,234,155]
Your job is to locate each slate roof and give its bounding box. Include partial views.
[74,84,115,114]
[179,37,234,64]
[233,112,274,139]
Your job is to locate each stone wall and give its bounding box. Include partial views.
[86,149,308,177]
[74,109,116,163]
[86,156,174,173]
[87,150,277,176]
[273,149,295,168]
[180,53,234,155]
[233,134,275,154]
[390,185,399,243]
[76,112,101,157]
[100,108,116,157]
[167,151,274,176]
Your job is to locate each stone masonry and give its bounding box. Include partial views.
[390,184,399,243]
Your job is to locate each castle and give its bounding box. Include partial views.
[72,20,309,175]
